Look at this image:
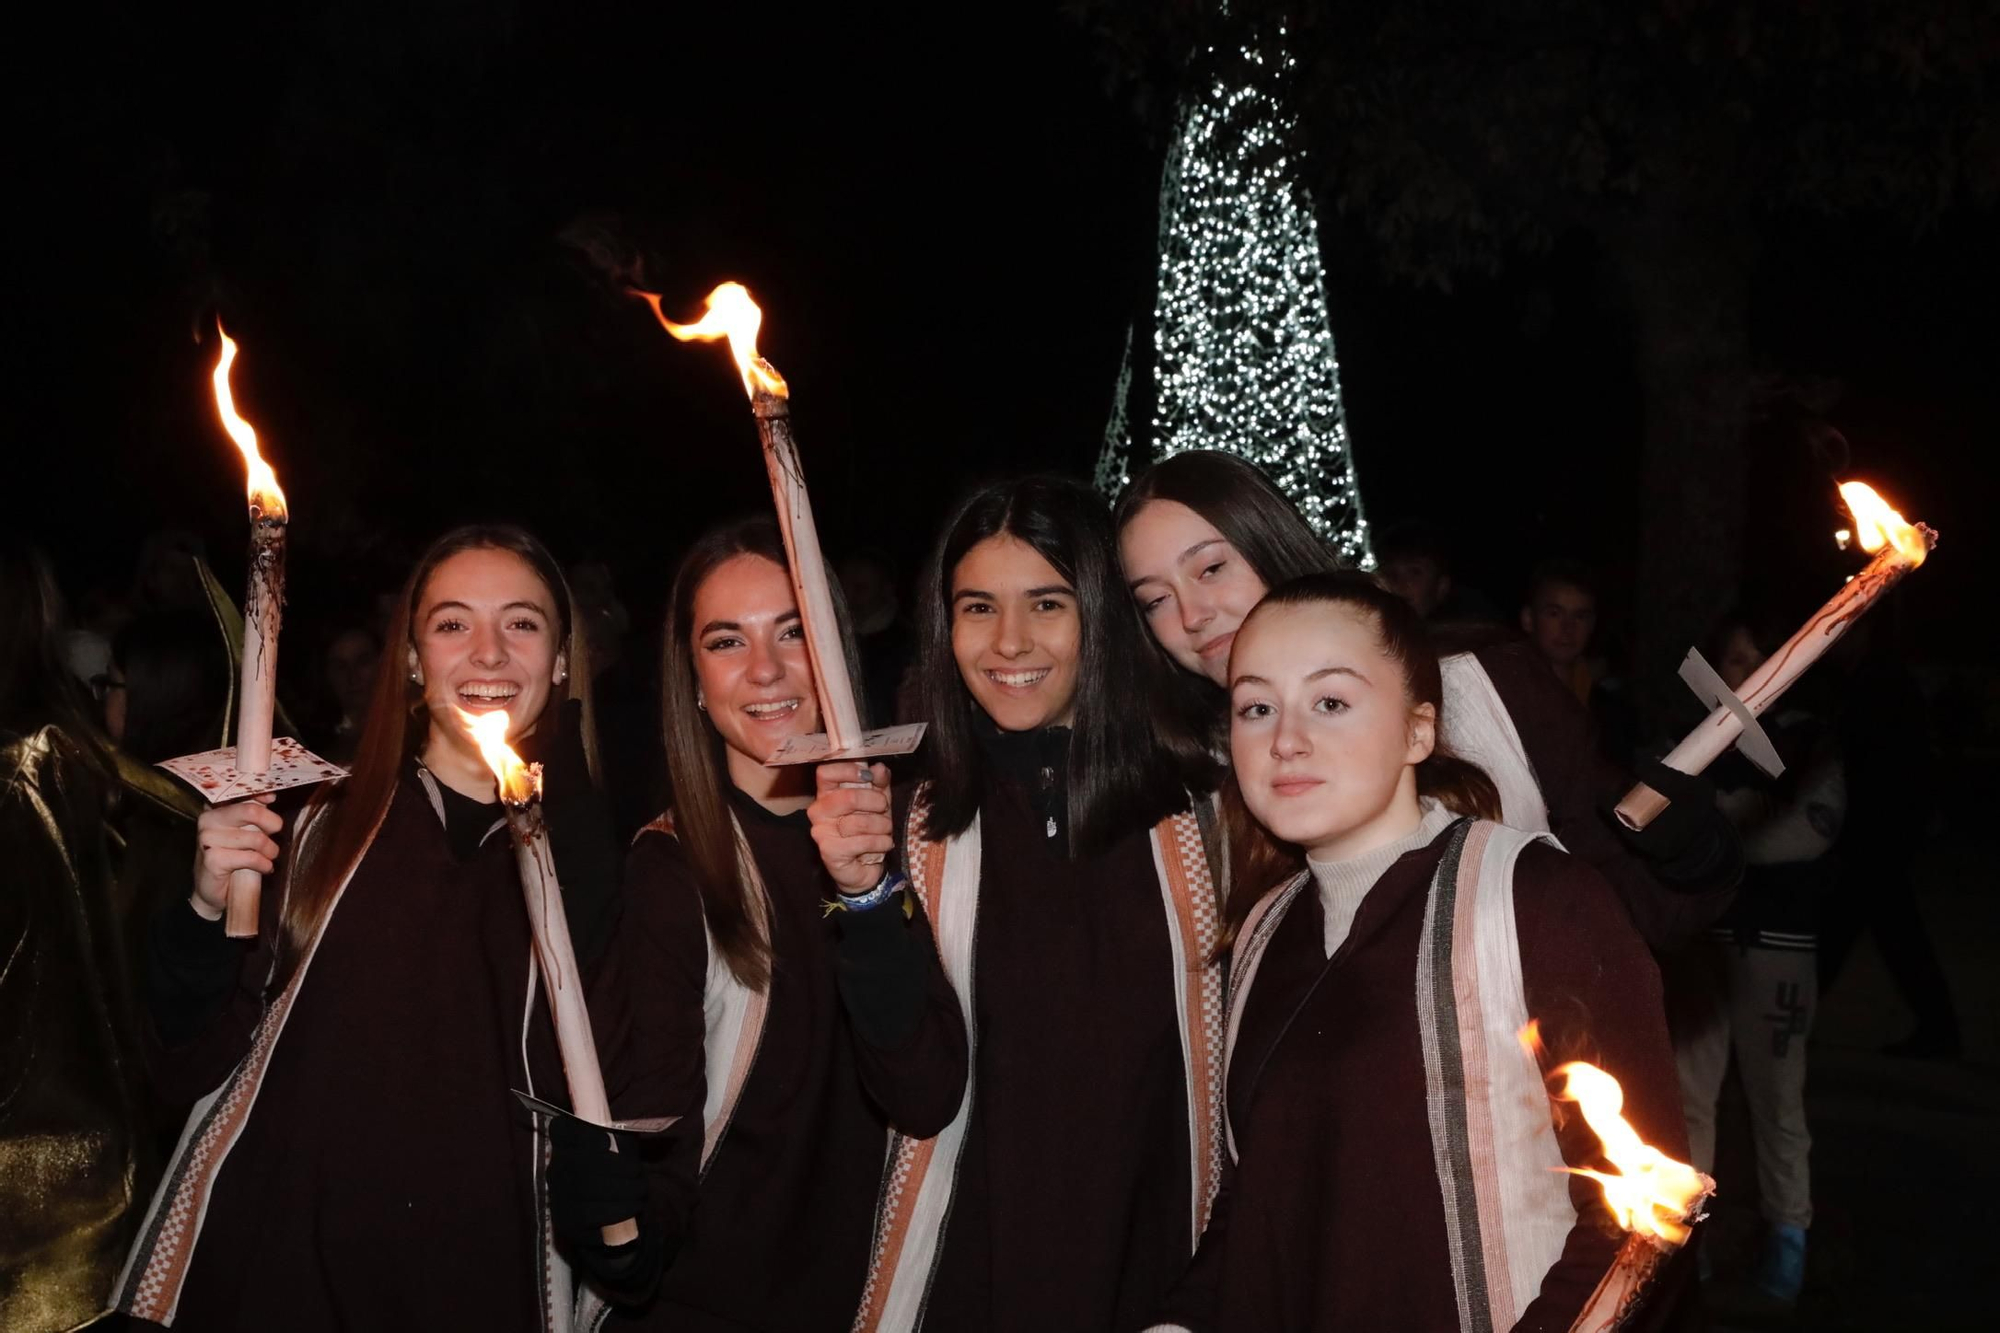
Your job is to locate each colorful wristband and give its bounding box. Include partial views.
[827,869,907,915]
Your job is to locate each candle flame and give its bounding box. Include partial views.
[211,323,288,521]
[636,282,789,399]
[1519,1022,1709,1245]
[463,708,540,804]
[1838,481,1928,565]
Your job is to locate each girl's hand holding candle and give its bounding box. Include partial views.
[808,762,897,895]
[190,795,283,923]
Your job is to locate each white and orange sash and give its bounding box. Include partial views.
[850,791,1224,1333]
[1221,818,1575,1333]
[115,777,585,1333]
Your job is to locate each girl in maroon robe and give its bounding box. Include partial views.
[607,516,966,1332]
[1149,573,1688,1333]
[836,476,1222,1333]
[119,525,651,1333]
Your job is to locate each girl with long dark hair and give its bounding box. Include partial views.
[1151,574,1686,1332]
[1114,450,1739,952]
[118,524,644,1333]
[836,475,1221,1333]
[609,516,965,1330]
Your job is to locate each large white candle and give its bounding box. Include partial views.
[641,283,924,764]
[1615,482,1937,830]
[468,710,638,1248]
[212,327,289,938]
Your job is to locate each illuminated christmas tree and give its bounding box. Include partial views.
[1140,30,1373,566]
[1093,325,1136,498]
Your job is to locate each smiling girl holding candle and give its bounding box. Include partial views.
[120,525,648,1333]
[605,516,966,1331]
[837,475,1222,1333]
[1147,573,1687,1333]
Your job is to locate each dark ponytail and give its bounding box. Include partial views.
[1219,571,1498,952]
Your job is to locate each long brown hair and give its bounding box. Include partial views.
[660,516,865,989]
[1219,572,1500,950]
[276,525,590,986]
[914,475,1219,855]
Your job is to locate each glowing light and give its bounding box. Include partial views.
[1135,30,1373,567]
[463,709,539,804]
[1521,1022,1708,1245]
[211,323,287,521]
[635,282,789,400]
[1839,481,1929,566]
[1833,528,1852,551]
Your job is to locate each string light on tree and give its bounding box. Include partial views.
[1094,324,1136,498]
[1150,29,1374,567]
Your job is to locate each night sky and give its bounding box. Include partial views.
[15,1,1997,658]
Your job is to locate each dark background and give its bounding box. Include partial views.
[16,3,1994,642]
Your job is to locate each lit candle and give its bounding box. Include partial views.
[1615,481,1938,830]
[465,709,637,1248]
[212,323,289,937]
[1518,1023,1714,1333]
[635,282,926,765]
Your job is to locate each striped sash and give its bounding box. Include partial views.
[111,803,394,1326]
[850,792,1224,1332]
[1218,819,1574,1333]
[116,782,590,1332]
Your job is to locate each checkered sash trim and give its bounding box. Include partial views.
[1218,869,1314,1163]
[112,801,381,1325]
[1149,806,1227,1243]
[851,788,970,1333]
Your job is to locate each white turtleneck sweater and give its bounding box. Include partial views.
[1304,800,1457,959]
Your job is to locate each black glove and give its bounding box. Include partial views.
[548,1112,662,1303]
[1607,760,1744,894]
[523,698,622,971]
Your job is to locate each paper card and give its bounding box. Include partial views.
[1676,649,1786,778]
[158,737,347,804]
[764,722,928,767]
[511,1090,679,1135]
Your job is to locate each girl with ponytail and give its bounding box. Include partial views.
[1149,572,1687,1332]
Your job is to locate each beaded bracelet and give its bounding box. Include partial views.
[825,869,907,915]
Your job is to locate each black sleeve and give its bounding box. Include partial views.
[832,899,927,1048]
[840,892,970,1140]
[146,896,248,1047]
[597,830,710,1269]
[1475,642,1738,952]
[1511,845,1690,1333]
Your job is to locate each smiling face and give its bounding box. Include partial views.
[1120,498,1271,687]
[691,552,821,782]
[1229,599,1434,862]
[950,534,1080,732]
[411,546,565,780]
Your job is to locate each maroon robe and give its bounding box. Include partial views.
[1156,831,1687,1332]
[609,788,966,1332]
